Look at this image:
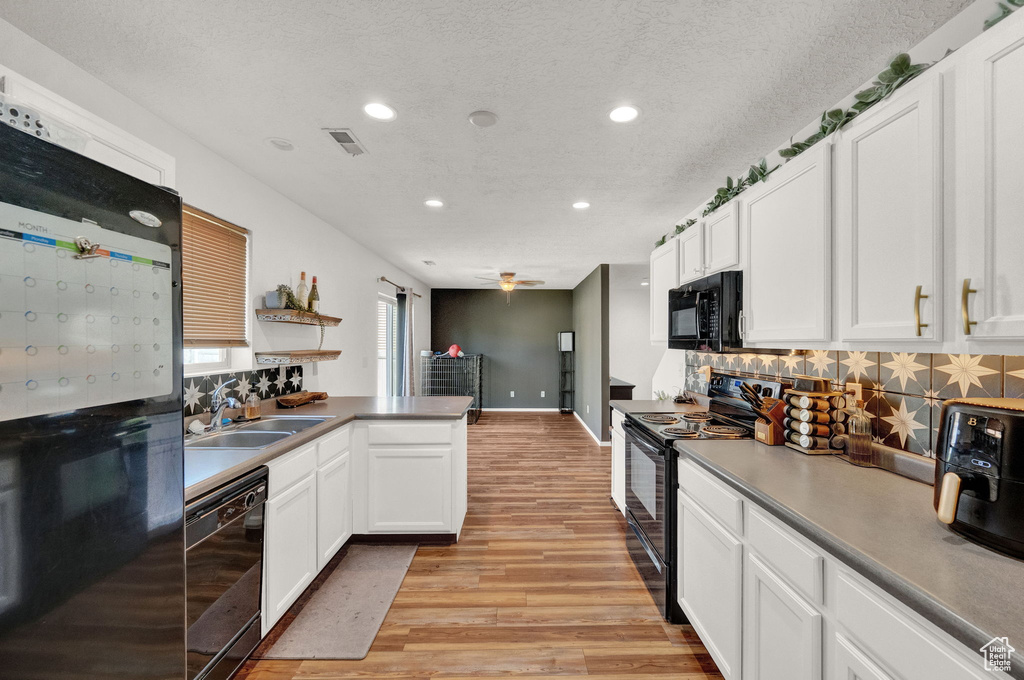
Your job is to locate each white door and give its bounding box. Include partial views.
[316,451,352,571]
[610,429,626,514]
[743,143,832,344]
[835,73,944,342]
[678,491,743,680]
[744,553,822,680]
[263,473,317,632]
[704,203,740,275]
[678,226,707,285]
[957,19,1024,342]
[650,238,681,342]
[834,634,895,680]
[367,447,452,533]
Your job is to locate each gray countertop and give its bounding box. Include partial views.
[675,438,1024,672]
[184,396,473,501]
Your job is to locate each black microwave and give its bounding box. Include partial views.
[667,271,743,351]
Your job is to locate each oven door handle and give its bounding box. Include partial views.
[623,420,665,457]
[627,516,663,574]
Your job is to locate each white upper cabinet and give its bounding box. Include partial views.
[678,225,706,284]
[742,143,832,344]
[703,203,741,275]
[650,238,680,342]
[955,14,1024,345]
[835,72,944,344]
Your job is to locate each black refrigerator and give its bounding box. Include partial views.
[0,120,185,678]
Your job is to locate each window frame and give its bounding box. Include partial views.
[377,293,399,397]
[181,204,252,375]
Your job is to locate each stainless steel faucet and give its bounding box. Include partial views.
[208,378,241,432]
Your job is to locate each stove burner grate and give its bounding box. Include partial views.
[662,427,699,439]
[640,414,680,424]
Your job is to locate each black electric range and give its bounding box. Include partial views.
[621,371,790,623]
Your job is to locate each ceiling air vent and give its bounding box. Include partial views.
[323,128,366,156]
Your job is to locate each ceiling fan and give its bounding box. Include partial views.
[476,272,545,304]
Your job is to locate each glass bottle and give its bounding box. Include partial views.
[296,271,309,310]
[846,399,873,466]
[307,275,320,313]
[244,390,261,420]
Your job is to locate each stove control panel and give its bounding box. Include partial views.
[708,371,789,401]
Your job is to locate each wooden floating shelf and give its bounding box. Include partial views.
[255,350,342,365]
[256,309,342,326]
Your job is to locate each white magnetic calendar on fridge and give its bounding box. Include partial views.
[0,202,174,422]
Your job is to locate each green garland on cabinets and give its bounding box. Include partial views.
[778,53,927,159]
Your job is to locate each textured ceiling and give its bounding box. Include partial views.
[0,0,971,288]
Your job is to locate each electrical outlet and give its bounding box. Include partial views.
[586,405,590,414]
[510,390,515,398]
[541,390,545,398]
[845,382,863,402]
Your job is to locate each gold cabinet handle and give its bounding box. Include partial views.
[914,285,929,337]
[936,471,961,524]
[961,278,977,335]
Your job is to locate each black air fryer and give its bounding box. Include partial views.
[934,399,1024,558]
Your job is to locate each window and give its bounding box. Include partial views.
[181,205,249,372]
[377,295,398,396]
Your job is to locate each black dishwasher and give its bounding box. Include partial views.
[185,467,267,680]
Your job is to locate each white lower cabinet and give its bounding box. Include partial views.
[743,553,822,680]
[677,490,743,680]
[367,446,452,532]
[316,451,352,571]
[675,457,998,680]
[263,472,317,634]
[834,634,894,680]
[262,417,468,635]
[611,428,625,513]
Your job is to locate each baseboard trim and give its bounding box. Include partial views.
[481,408,561,412]
[574,411,611,446]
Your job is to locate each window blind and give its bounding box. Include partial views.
[182,205,249,347]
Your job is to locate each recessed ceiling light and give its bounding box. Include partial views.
[266,137,294,151]
[424,199,444,208]
[641,280,649,286]
[609,106,640,123]
[468,110,499,127]
[572,201,590,209]
[364,102,397,121]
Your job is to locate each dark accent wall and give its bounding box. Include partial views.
[572,265,610,441]
[431,289,572,408]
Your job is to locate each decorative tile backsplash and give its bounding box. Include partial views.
[182,366,304,416]
[681,350,1021,459]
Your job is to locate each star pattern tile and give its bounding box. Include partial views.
[932,354,1002,399]
[805,350,836,380]
[184,379,204,414]
[1005,356,1024,399]
[839,351,878,389]
[288,368,303,390]
[778,354,805,378]
[878,394,930,456]
[255,371,273,397]
[273,369,288,394]
[881,352,930,395]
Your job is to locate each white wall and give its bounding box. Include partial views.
[0,17,430,396]
[608,264,664,399]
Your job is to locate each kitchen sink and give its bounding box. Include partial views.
[236,417,327,434]
[185,431,294,450]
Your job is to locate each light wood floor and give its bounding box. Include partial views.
[237,411,722,679]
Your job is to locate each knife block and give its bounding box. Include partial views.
[754,398,788,445]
